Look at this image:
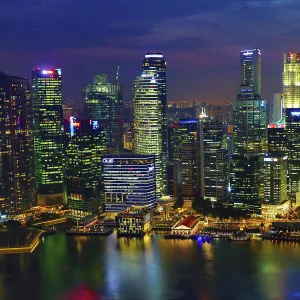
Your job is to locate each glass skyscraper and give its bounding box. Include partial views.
[0,72,35,213]
[65,117,106,219]
[32,68,64,205]
[83,74,123,153]
[133,71,163,194]
[139,52,168,191]
[283,52,300,108]
[285,108,300,200]
[231,49,266,209]
[240,49,261,95]
[102,154,156,212]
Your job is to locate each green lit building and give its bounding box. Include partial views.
[32,68,64,205]
[65,117,106,219]
[83,74,123,153]
[0,72,35,213]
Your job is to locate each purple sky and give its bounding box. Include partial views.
[0,0,299,108]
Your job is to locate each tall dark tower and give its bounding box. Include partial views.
[142,52,168,191]
[32,68,64,205]
[0,72,35,213]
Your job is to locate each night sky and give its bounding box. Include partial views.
[0,0,298,108]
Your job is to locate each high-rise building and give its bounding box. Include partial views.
[233,86,267,155]
[263,154,287,205]
[102,154,156,212]
[0,72,35,213]
[83,74,123,153]
[141,52,168,190]
[200,117,228,202]
[267,120,287,155]
[180,142,197,200]
[269,93,283,123]
[229,154,261,209]
[230,49,266,209]
[283,52,300,108]
[65,117,106,219]
[285,108,300,200]
[240,49,261,95]
[133,72,163,194]
[32,68,64,205]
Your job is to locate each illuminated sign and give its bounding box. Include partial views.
[243,51,253,56]
[92,120,99,129]
[264,158,279,162]
[103,158,114,164]
[42,70,53,75]
[145,54,163,58]
[291,111,300,117]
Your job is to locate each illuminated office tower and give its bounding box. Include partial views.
[285,108,300,200]
[283,53,300,108]
[83,74,123,153]
[65,118,106,219]
[102,154,156,212]
[0,72,35,213]
[233,86,267,155]
[267,120,287,155]
[133,72,163,194]
[142,52,168,190]
[263,154,287,205]
[32,68,64,205]
[200,117,228,202]
[240,49,261,95]
[231,49,266,209]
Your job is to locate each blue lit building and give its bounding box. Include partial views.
[102,154,156,212]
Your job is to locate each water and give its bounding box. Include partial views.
[1,233,300,300]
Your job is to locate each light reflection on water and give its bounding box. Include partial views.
[1,233,300,300]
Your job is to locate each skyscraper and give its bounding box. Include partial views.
[269,93,283,123]
[0,72,35,213]
[65,117,106,219]
[83,74,123,153]
[133,71,163,194]
[200,117,228,202]
[231,49,266,209]
[285,108,300,200]
[283,52,300,108]
[141,52,168,190]
[240,49,261,95]
[32,68,64,205]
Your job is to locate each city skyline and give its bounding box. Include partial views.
[1,1,299,107]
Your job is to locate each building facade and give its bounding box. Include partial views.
[133,72,163,194]
[263,155,287,205]
[0,72,35,213]
[200,117,228,202]
[65,118,106,219]
[285,108,300,200]
[283,52,300,108]
[83,74,123,153]
[32,68,64,205]
[102,154,156,212]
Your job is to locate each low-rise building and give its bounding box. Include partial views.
[261,201,291,219]
[172,215,199,235]
[115,207,151,236]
